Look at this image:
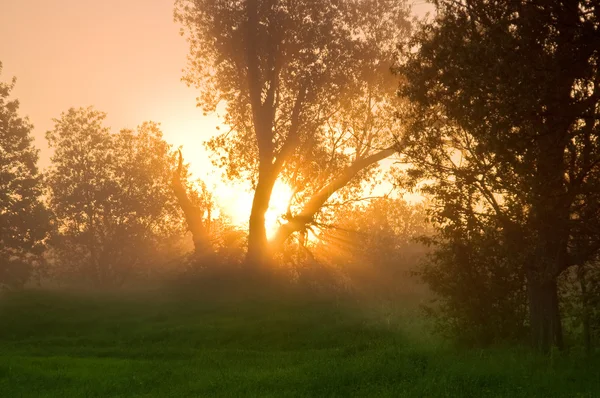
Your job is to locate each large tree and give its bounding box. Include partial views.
[46,108,189,285]
[396,0,600,351]
[175,0,410,264]
[0,63,48,288]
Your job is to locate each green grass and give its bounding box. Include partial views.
[0,288,598,397]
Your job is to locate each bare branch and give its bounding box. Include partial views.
[270,146,397,247]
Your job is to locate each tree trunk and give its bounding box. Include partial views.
[172,150,211,255]
[527,126,569,352]
[526,273,563,352]
[86,207,102,286]
[247,166,278,266]
[526,196,567,352]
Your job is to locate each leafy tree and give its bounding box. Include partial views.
[46,107,188,285]
[0,63,49,288]
[560,259,600,353]
[175,0,410,264]
[396,0,600,351]
[419,209,529,346]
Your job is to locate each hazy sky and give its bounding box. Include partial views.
[1,0,432,224]
[1,0,219,171]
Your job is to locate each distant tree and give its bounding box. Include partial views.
[560,258,600,354]
[0,63,49,288]
[396,0,600,351]
[175,0,411,264]
[315,198,431,297]
[46,108,189,285]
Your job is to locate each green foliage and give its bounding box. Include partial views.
[419,223,528,346]
[395,0,600,350]
[560,262,600,351]
[0,63,49,289]
[45,108,188,285]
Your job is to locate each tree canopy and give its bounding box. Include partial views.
[45,108,189,285]
[175,0,411,263]
[0,63,49,288]
[396,0,600,351]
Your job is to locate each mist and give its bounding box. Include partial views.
[1,0,600,396]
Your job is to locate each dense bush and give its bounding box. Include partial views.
[419,225,529,346]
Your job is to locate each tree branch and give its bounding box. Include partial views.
[273,85,307,173]
[171,150,211,254]
[245,0,273,161]
[270,146,397,247]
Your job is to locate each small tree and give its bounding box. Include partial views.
[419,212,529,346]
[46,108,189,285]
[0,63,49,288]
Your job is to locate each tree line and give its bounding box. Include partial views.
[0,64,424,293]
[2,0,600,353]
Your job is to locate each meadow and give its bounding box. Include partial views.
[1,286,599,397]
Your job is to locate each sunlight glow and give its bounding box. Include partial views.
[265,180,294,240]
[216,180,295,239]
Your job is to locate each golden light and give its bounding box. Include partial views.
[214,179,294,239]
[265,180,295,240]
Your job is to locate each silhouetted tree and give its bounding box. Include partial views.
[560,258,600,353]
[418,209,529,346]
[46,108,189,285]
[172,150,214,255]
[0,63,49,288]
[396,0,600,351]
[175,0,411,264]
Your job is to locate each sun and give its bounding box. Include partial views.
[216,179,294,239]
[265,180,294,240]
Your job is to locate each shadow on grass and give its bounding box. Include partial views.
[1,281,599,397]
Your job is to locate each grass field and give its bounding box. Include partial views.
[1,287,599,397]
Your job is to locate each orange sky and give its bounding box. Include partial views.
[1,0,220,170]
[0,0,246,217]
[1,0,432,225]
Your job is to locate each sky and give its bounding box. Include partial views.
[1,0,218,167]
[1,0,244,217]
[1,0,433,225]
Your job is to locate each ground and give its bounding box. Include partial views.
[0,288,598,397]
